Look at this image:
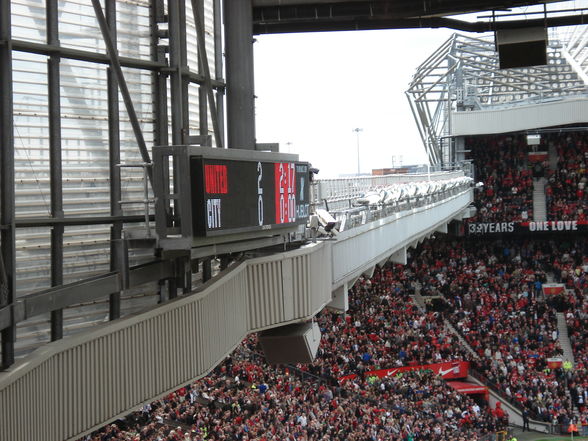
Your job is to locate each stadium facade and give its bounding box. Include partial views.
[5,0,222,359]
[407,26,588,165]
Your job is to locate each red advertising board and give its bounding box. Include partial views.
[547,357,563,369]
[543,283,565,296]
[447,381,489,400]
[340,360,470,383]
[528,151,548,163]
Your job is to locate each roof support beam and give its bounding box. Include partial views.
[253,13,588,35]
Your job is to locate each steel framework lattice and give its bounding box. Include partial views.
[406,27,588,165]
[0,0,226,368]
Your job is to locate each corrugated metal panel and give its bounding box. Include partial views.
[198,271,248,372]
[292,251,311,318]
[246,260,284,329]
[0,263,248,441]
[293,243,332,314]
[312,243,332,311]
[0,243,335,441]
[281,258,295,321]
[451,97,588,136]
[246,243,333,331]
[0,243,338,441]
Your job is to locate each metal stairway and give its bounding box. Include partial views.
[556,312,575,367]
[413,282,480,359]
[443,319,480,360]
[533,177,547,221]
[548,141,559,170]
[412,283,427,311]
[412,286,480,360]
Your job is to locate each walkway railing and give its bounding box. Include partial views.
[311,161,472,212]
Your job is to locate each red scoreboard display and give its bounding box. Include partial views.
[190,157,310,236]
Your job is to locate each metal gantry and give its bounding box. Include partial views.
[0,0,232,369]
[406,28,588,166]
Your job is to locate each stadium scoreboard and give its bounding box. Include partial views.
[190,157,310,236]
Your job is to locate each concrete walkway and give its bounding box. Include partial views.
[556,312,575,367]
[510,427,587,440]
[533,177,547,221]
[511,429,547,440]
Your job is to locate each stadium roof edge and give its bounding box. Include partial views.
[252,0,583,35]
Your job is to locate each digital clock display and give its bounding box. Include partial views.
[190,158,310,236]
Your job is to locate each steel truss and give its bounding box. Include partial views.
[406,28,588,166]
[0,0,227,369]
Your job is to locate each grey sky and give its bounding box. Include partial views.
[254,28,455,177]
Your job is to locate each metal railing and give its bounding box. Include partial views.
[310,161,472,212]
[311,162,472,207]
[312,179,472,233]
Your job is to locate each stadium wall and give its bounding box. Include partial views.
[451,97,588,136]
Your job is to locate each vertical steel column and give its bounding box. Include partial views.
[214,0,225,147]
[197,0,208,140]
[168,259,178,299]
[0,0,16,368]
[224,0,255,149]
[47,0,64,341]
[106,0,122,320]
[151,0,171,234]
[191,0,223,148]
[220,255,229,270]
[179,1,190,144]
[151,0,168,147]
[168,0,186,146]
[202,258,212,282]
[168,0,185,249]
[182,256,191,294]
[178,1,192,292]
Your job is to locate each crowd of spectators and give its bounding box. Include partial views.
[391,238,588,426]
[545,239,588,416]
[466,135,534,222]
[465,130,588,223]
[80,350,384,441]
[544,131,588,221]
[57,127,588,440]
[565,306,588,416]
[339,370,503,440]
[81,265,502,441]
[80,231,588,440]
[304,271,469,380]
[79,350,504,441]
[81,234,588,440]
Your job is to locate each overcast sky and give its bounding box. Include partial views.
[253,1,587,178]
[254,28,455,177]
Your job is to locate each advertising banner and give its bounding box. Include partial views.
[547,357,563,369]
[340,360,470,383]
[542,284,566,296]
[467,220,587,236]
[528,152,548,163]
[447,381,489,399]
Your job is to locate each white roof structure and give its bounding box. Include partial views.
[407,27,588,165]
